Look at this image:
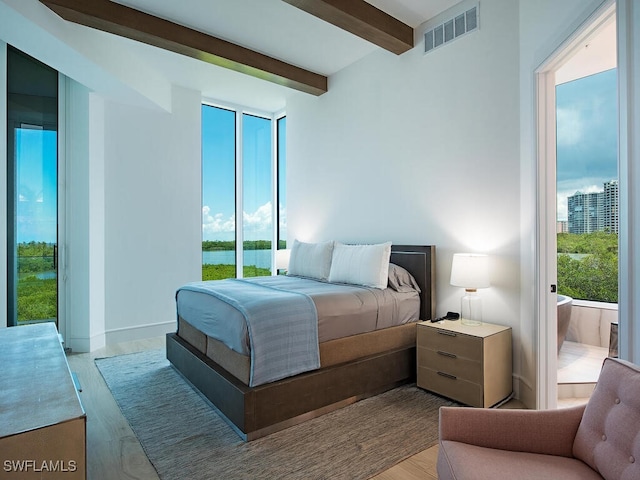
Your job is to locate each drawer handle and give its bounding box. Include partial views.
[437,350,457,359]
[437,371,457,380]
[437,330,457,337]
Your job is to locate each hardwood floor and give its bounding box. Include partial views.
[371,447,440,480]
[67,336,523,480]
[66,337,163,480]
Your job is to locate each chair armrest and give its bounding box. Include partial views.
[439,404,586,457]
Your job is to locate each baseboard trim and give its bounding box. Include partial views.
[67,332,106,353]
[105,321,175,346]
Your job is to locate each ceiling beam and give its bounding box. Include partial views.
[282,0,413,55]
[39,0,328,96]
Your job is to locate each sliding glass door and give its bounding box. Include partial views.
[6,46,59,327]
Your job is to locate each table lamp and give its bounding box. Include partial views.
[450,253,490,326]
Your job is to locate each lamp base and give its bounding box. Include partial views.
[460,289,483,326]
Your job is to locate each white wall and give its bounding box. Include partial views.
[87,92,106,349]
[101,86,202,345]
[288,0,521,379]
[28,78,202,352]
[65,79,103,351]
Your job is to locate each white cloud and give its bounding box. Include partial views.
[203,202,278,238]
[581,184,603,194]
[202,205,235,235]
[279,204,287,232]
[243,201,273,232]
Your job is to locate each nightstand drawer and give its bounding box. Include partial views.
[418,366,483,407]
[418,346,482,383]
[416,321,512,407]
[417,326,482,359]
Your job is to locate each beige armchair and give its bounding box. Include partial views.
[437,357,640,480]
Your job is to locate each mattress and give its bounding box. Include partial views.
[176,274,420,356]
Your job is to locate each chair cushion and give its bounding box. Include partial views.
[573,358,640,480]
[438,441,603,480]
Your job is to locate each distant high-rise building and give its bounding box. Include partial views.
[566,180,618,234]
[603,180,619,233]
[557,220,568,233]
[568,191,603,234]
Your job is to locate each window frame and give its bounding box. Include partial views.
[275,113,287,267]
[201,99,285,278]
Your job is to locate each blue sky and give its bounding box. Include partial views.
[202,106,236,241]
[16,128,57,244]
[201,105,285,242]
[556,68,618,221]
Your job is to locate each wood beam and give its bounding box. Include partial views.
[282,0,413,55]
[39,0,328,96]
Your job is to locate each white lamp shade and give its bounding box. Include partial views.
[450,253,490,289]
[276,249,291,270]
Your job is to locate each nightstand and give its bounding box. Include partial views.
[416,320,512,407]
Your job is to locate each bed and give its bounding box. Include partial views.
[166,244,435,440]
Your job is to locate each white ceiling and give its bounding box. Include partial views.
[105,0,461,110]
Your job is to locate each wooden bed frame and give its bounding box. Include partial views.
[166,244,435,440]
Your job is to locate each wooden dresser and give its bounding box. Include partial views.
[417,320,512,407]
[0,323,86,479]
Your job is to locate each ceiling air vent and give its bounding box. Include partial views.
[424,4,479,54]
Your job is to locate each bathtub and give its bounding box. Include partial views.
[557,295,573,353]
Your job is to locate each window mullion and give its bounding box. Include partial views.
[236,111,244,278]
[271,115,278,275]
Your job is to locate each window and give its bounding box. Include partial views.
[202,106,236,280]
[242,113,272,277]
[201,104,285,280]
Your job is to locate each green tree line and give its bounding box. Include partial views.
[202,240,287,251]
[557,232,618,303]
[201,239,287,280]
[18,241,55,274]
[202,264,271,281]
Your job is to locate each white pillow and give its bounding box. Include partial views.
[287,239,334,281]
[328,242,392,289]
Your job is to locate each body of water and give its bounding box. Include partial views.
[18,271,56,280]
[203,249,272,269]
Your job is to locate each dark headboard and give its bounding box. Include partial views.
[390,245,436,321]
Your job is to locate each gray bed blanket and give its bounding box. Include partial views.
[178,278,320,387]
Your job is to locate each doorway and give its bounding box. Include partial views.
[6,46,60,328]
[536,1,617,408]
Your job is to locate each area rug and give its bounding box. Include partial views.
[96,349,456,480]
